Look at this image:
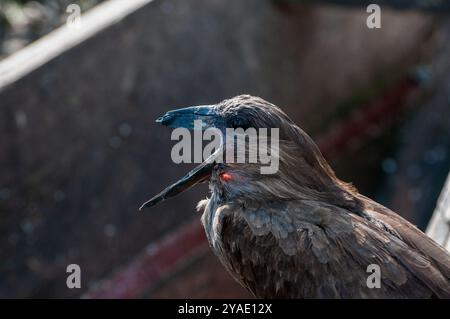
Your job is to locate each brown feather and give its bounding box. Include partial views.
[193,95,450,298]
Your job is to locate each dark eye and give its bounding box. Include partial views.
[231,117,250,129]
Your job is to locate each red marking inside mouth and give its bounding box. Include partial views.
[220,172,233,182]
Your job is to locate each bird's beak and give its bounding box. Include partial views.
[139,155,214,210]
[139,105,222,210]
[155,105,221,130]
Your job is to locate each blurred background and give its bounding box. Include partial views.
[0,0,449,298]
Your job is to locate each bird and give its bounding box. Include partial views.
[140,94,450,298]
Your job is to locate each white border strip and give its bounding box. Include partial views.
[0,0,153,89]
[426,171,450,249]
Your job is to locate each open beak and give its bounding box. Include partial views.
[139,155,215,210]
[139,105,222,210]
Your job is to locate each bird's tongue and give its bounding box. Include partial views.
[139,157,214,210]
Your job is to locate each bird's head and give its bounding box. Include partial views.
[140,95,358,210]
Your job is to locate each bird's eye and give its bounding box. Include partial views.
[231,117,250,129]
